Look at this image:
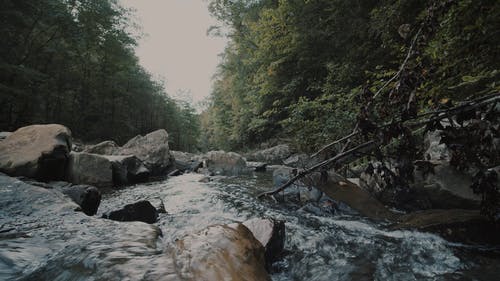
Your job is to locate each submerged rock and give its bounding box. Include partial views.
[0,124,71,181]
[243,218,285,268]
[67,152,113,187]
[173,224,271,281]
[103,200,158,224]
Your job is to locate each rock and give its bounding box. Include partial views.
[203,150,246,175]
[173,224,271,281]
[413,162,480,209]
[103,200,158,224]
[198,176,211,183]
[168,169,183,177]
[58,184,101,216]
[393,209,499,245]
[117,129,174,176]
[102,155,150,185]
[0,124,71,181]
[83,140,119,155]
[423,130,451,161]
[67,152,113,187]
[242,218,285,268]
[0,131,11,141]
[247,161,267,172]
[308,171,398,221]
[247,144,292,164]
[283,153,311,167]
[272,167,322,203]
[170,150,196,163]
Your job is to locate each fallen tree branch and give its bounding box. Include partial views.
[257,140,378,198]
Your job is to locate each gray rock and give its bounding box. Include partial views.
[67,152,113,187]
[247,144,292,164]
[0,124,71,181]
[58,184,101,216]
[118,129,174,176]
[243,218,285,268]
[203,150,246,175]
[84,140,119,155]
[102,154,150,185]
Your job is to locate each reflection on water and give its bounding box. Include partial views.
[1,172,499,280]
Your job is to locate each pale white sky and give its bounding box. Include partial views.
[119,0,227,105]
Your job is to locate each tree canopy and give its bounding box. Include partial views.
[0,0,200,151]
[203,0,499,151]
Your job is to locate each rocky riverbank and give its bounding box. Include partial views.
[1,124,499,280]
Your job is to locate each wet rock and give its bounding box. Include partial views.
[67,152,113,187]
[0,124,71,181]
[168,169,183,177]
[173,224,271,281]
[103,200,158,224]
[118,129,174,176]
[243,218,285,268]
[198,176,211,183]
[203,150,246,175]
[58,184,101,216]
[83,140,119,155]
[103,155,150,185]
[393,209,499,245]
[247,161,267,172]
[247,144,291,164]
[308,171,398,221]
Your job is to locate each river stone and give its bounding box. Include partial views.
[173,224,271,281]
[243,218,285,268]
[204,150,246,175]
[0,124,71,181]
[118,129,174,176]
[57,184,101,216]
[67,152,113,187]
[83,140,119,155]
[247,144,292,164]
[102,154,150,185]
[103,200,158,224]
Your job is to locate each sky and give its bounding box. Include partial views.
[119,0,227,106]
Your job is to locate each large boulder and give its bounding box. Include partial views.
[242,218,285,268]
[102,200,158,224]
[102,155,150,185]
[173,224,271,281]
[117,129,174,176]
[0,124,71,181]
[247,144,292,164]
[67,152,113,187]
[204,151,246,175]
[83,140,119,155]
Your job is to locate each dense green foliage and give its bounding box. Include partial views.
[0,0,200,151]
[203,0,499,151]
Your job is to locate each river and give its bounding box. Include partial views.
[1,172,499,280]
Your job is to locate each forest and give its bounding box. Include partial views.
[0,0,200,151]
[202,0,499,152]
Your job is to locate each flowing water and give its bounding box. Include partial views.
[1,172,499,280]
